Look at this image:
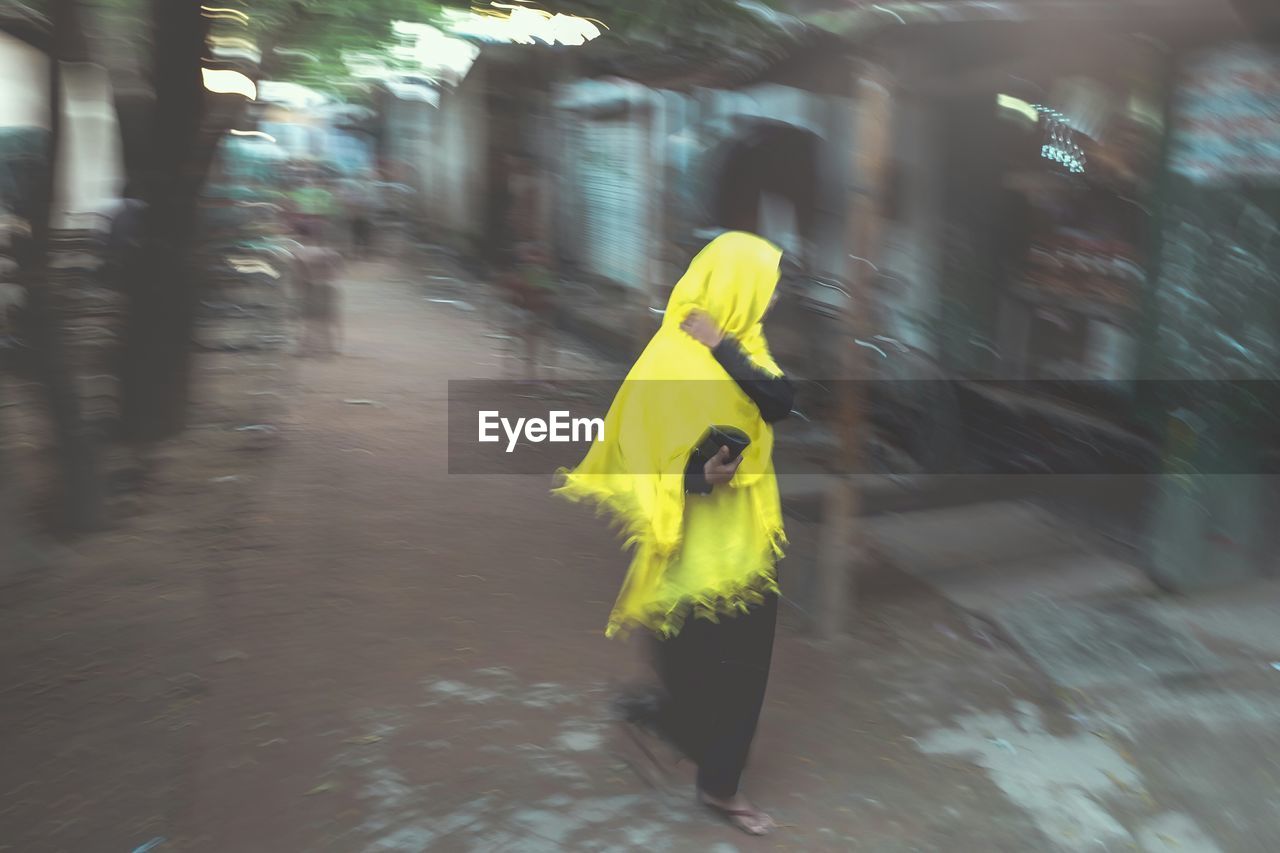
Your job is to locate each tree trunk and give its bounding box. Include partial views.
[17,0,103,533]
[114,0,293,442]
[118,0,208,442]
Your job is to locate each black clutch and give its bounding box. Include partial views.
[691,425,751,466]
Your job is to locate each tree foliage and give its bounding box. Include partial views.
[13,0,799,445]
[242,0,449,94]
[244,0,797,92]
[30,0,797,95]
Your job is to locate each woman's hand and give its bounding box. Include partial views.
[703,445,741,486]
[681,310,724,349]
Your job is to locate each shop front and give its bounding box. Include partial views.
[820,3,1254,476]
[908,25,1168,391]
[1143,40,1280,590]
[831,2,1280,585]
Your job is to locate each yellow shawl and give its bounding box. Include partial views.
[553,232,786,638]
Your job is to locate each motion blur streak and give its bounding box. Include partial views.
[3,0,1280,850]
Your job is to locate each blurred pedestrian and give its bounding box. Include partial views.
[289,173,339,243]
[291,221,344,357]
[339,177,377,259]
[554,232,795,836]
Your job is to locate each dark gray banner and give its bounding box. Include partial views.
[446,380,1280,475]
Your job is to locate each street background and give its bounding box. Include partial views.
[4,248,1279,851]
[5,1,1280,851]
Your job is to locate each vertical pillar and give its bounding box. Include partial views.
[816,60,894,640]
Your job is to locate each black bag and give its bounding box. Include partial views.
[691,425,751,467]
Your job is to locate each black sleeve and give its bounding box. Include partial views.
[712,336,795,423]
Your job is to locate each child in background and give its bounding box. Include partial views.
[291,222,344,357]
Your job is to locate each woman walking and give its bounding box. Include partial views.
[555,231,794,836]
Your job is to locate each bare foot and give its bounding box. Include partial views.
[698,790,776,836]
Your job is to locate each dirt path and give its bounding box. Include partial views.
[1,254,1102,852]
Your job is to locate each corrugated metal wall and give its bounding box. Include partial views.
[569,115,650,287]
[419,61,487,246]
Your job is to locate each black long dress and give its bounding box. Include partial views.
[642,334,795,799]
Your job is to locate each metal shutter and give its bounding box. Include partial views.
[574,117,648,288]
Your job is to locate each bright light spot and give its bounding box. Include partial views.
[1041,144,1086,174]
[997,94,1040,124]
[209,36,258,52]
[385,21,480,81]
[208,35,261,64]
[227,258,280,278]
[442,4,603,46]
[229,129,276,143]
[202,68,257,100]
[201,6,251,24]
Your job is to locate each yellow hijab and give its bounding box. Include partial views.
[554,232,786,637]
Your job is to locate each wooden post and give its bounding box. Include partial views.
[815,60,894,640]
